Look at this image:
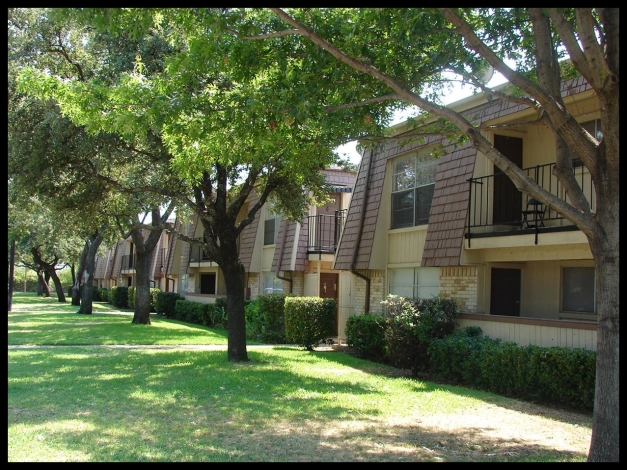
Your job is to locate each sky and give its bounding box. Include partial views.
[335,69,507,165]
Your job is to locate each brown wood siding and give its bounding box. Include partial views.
[180,214,200,274]
[239,194,261,270]
[165,219,181,275]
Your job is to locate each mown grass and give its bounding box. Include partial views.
[8,293,237,346]
[8,293,591,462]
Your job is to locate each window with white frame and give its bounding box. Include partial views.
[391,151,438,229]
[262,271,284,295]
[562,266,595,313]
[264,205,282,245]
[388,267,439,299]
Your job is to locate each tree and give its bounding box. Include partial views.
[9,8,180,318]
[16,8,384,362]
[232,7,616,462]
[7,190,81,303]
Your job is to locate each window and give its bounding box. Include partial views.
[388,267,439,299]
[562,267,595,313]
[264,206,282,245]
[262,271,283,295]
[391,152,438,229]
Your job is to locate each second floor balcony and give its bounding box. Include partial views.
[465,159,594,244]
[188,238,213,267]
[120,254,135,272]
[307,210,347,255]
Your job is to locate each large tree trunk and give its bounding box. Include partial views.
[77,232,104,315]
[8,239,15,311]
[222,260,249,363]
[587,219,619,461]
[130,218,166,325]
[131,249,152,325]
[36,272,50,297]
[72,243,89,307]
[47,267,66,302]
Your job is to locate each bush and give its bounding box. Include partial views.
[108,286,116,305]
[381,295,460,375]
[97,288,109,302]
[257,294,287,344]
[284,297,336,350]
[128,286,136,309]
[155,292,181,318]
[110,286,129,309]
[345,313,388,361]
[149,288,161,312]
[428,328,596,411]
[209,301,227,329]
[207,297,228,328]
[174,299,212,325]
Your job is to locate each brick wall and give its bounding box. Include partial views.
[352,270,386,314]
[247,273,260,299]
[439,266,478,313]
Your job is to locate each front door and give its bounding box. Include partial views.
[493,135,523,225]
[319,272,339,336]
[201,273,216,295]
[490,268,521,316]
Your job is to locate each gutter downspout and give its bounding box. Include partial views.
[275,220,293,293]
[351,148,372,313]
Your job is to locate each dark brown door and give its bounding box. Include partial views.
[493,135,523,225]
[201,273,216,295]
[319,272,339,336]
[490,268,521,316]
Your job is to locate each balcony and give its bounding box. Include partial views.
[307,210,346,255]
[188,238,213,267]
[465,160,594,244]
[120,254,136,272]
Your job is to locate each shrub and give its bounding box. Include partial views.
[245,300,263,340]
[381,295,460,375]
[257,294,287,344]
[345,313,389,361]
[208,302,227,329]
[97,288,109,302]
[211,298,228,328]
[110,286,129,309]
[174,299,212,325]
[155,292,181,318]
[128,286,136,309]
[428,328,596,411]
[284,297,336,350]
[149,288,161,312]
[108,286,117,305]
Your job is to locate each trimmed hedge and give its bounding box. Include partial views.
[171,298,227,328]
[428,327,596,411]
[155,292,182,318]
[284,296,335,350]
[97,288,109,302]
[109,286,129,309]
[245,296,287,343]
[345,313,388,361]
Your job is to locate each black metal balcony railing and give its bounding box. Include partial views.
[188,238,212,265]
[466,159,595,241]
[120,254,135,271]
[307,210,347,254]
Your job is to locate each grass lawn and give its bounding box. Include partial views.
[8,293,592,462]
